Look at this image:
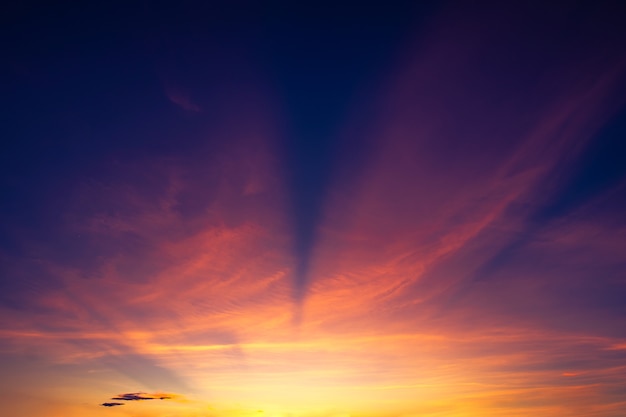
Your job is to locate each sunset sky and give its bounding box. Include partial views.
[2,1,626,416]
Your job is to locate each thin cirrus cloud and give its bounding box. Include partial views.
[295,1,626,415]
[309,0,626,322]
[164,83,202,113]
[0,1,625,417]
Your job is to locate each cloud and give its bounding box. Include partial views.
[164,84,201,113]
[98,392,180,410]
[101,402,124,407]
[110,392,175,401]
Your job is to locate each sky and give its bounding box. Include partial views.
[2,1,626,416]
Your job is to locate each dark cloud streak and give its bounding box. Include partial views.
[110,392,175,401]
[101,402,124,407]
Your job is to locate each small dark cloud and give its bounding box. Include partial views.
[111,393,153,401]
[101,402,124,407]
[110,392,174,401]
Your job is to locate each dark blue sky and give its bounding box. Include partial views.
[3,1,626,301]
[2,1,439,298]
